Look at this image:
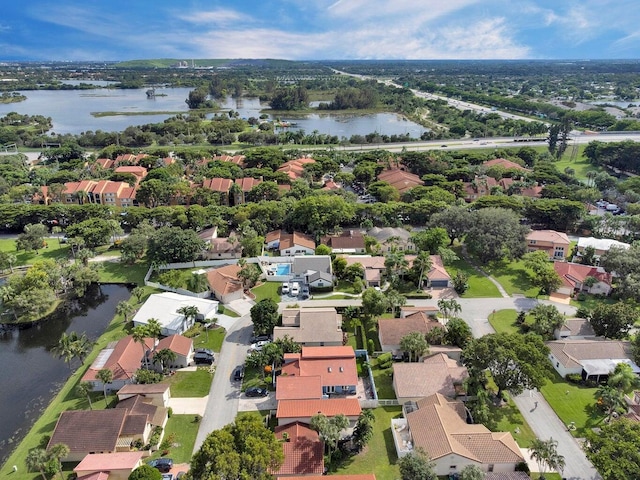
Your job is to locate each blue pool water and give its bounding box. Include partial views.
[276,264,291,275]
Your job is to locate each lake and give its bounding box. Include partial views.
[0,283,132,465]
[0,87,427,138]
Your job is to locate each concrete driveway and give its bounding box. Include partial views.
[167,396,208,416]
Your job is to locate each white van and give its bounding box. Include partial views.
[291,282,300,296]
[282,283,290,294]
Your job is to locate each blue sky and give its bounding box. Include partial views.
[1,0,639,61]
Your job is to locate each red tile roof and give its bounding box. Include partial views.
[154,334,193,357]
[553,261,612,290]
[202,177,233,192]
[235,177,262,191]
[48,409,128,455]
[273,422,324,476]
[378,313,442,347]
[276,375,323,401]
[117,383,170,396]
[206,264,243,297]
[280,232,316,251]
[377,168,423,193]
[74,452,143,473]
[82,335,154,383]
[282,347,357,389]
[277,398,362,419]
[483,158,530,171]
[279,476,376,480]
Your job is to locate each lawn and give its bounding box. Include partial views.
[540,372,603,437]
[485,259,539,297]
[146,414,200,464]
[334,406,402,480]
[488,309,520,335]
[487,394,537,448]
[251,281,281,303]
[242,365,272,391]
[445,256,501,298]
[371,359,396,399]
[163,368,214,397]
[554,144,602,181]
[0,237,71,266]
[335,279,361,294]
[190,325,226,353]
[97,259,149,285]
[219,305,240,317]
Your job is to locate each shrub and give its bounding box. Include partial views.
[367,338,375,355]
[167,407,173,418]
[565,373,583,384]
[576,306,591,319]
[576,292,587,301]
[377,352,393,369]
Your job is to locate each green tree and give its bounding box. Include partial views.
[438,299,461,322]
[411,250,432,289]
[361,287,388,325]
[523,250,562,295]
[147,227,205,265]
[188,415,283,480]
[400,331,429,362]
[411,228,450,254]
[530,437,565,480]
[429,206,473,245]
[589,302,638,339]
[451,271,469,294]
[120,233,147,264]
[65,217,119,248]
[315,244,331,256]
[465,208,529,263]
[238,260,261,289]
[462,332,552,398]
[596,385,627,422]
[76,381,94,410]
[459,464,486,480]
[116,301,135,323]
[250,298,279,335]
[310,413,350,459]
[585,418,640,480]
[608,362,640,394]
[0,251,17,273]
[48,443,70,478]
[398,447,437,480]
[128,464,163,480]
[135,368,163,384]
[177,305,200,332]
[51,332,76,370]
[132,325,150,369]
[153,348,177,374]
[16,223,47,252]
[445,317,473,348]
[132,286,145,303]
[96,368,113,403]
[25,447,49,480]
[600,243,640,302]
[529,304,564,339]
[352,409,375,451]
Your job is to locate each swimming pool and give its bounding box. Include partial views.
[275,264,291,275]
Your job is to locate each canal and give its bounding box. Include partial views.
[0,283,132,465]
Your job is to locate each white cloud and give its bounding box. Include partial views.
[176,9,253,25]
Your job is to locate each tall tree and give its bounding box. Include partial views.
[445,318,473,348]
[530,437,565,479]
[132,325,150,369]
[310,413,350,459]
[177,305,200,332]
[250,299,279,335]
[116,301,135,323]
[411,250,432,289]
[51,332,76,370]
[16,223,48,252]
[438,299,461,322]
[529,304,565,339]
[398,447,437,480]
[459,465,486,480]
[48,443,70,478]
[400,332,429,362]
[429,206,473,246]
[608,362,640,394]
[589,302,638,339]
[76,381,94,410]
[96,368,113,403]
[585,418,640,480]
[25,447,49,480]
[465,207,529,263]
[523,250,562,295]
[147,227,205,266]
[153,348,177,374]
[361,287,389,325]
[128,464,163,480]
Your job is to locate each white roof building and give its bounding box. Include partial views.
[132,292,219,336]
[577,237,630,254]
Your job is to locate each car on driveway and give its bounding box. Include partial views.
[148,458,173,473]
[233,365,245,381]
[250,334,271,344]
[193,349,214,365]
[248,340,271,352]
[245,387,269,397]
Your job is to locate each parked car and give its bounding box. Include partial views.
[250,334,271,344]
[248,340,271,352]
[195,348,214,356]
[233,365,245,381]
[148,458,173,473]
[245,387,269,397]
[161,474,174,480]
[193,350,214,365]
[301,285,309,295]
[290,282,300,296]
[281,283,290,294]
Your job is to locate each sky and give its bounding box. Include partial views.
[1,0,639,61]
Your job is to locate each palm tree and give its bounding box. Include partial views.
[76,381,94,410]
[177,305,200,333]
[608,362,640,394]
[96,368,113,403]
[438,299,462,322]
[530,437,565,479]
[412,251,432,289]
[597,384,627,421]
[116,301,135,323]
[153,348,177,374]
[25,447,49,480]
[52,332,76,370]
[132,325,150,369]
[48,443,70,478]
[131,286,145,303]
[69,331,93,364]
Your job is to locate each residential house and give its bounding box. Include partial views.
[274,308,343,346]
[272,422,324,477]
[321,231,366,254]
[233,177,262,204]
[377,168,423,193]
[392,353,468,404]
[576,237,630,262]
[266,230,316,256]
[366,227,415,252]
[278,476,376,480]
[94,158,115,170]
[206,264,244,303]
[343,255,386,288]
[276,398,361,427]
[114,395,168,432]
[74,452,144,480]
[526,230,571,260]
[117,383,171,407]
[151,334,194,371]
[276,375,324,401]
[462,175,541,202]
[201,178,233,205]
[322,179,341,191]
[61,180,138,207]
[113,165,148,184]
[114,153,149,166]
[199,227,242,259]
[82,335,153,392]
[400,306,440,318]
[407,254,452,288]
[281,346,358,396]
[378,312,442,353]
[132,292,219,336]
[212,154,245,167]
[553,261,613,297]
[291,255,333,289]
[277,157,315,181]
[393,393,524,476]
[547,338,640,381]
[553,318,596,340]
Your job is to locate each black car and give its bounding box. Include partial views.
[233,365,245,381]
[148,458,173,473]
[250,334,271,344]
[193,351,214,365]
[195,348,214,355]
[245,387,269,397]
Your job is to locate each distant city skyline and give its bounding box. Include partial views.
[2,0,639,61]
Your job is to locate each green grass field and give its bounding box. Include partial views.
[488,309,521,335]
[163,368,213,397]
[97,259,149,285]
[251,281,281,303]
[486,259,539,297]
[488,394,537,448]
[0,238,71,266]
[446,256,501,298]
[191,325,226,353]
[146,414,200,465]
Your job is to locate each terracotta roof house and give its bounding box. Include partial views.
[343,255,386,287]
[94,158,115,170]
[265,229,284,249]
[206,264,244,304]
[377,168,423,193]
[276,375,324,401]
[462,175,498,201]
[61,180,139,207]
[526,230,570,260]
[117,383,170,407]
[422,254,452,288]
[553,318,596,340]
[277,157,316,181]
[198,226,242,259]
[279,476,376,480]
[272,422,324,477]
[321,231,366,254]
[322,179,341,191]
[274,307,343,346]
[400,306,440,317]
[553,261,612,297]
[132,292,219,336]
[576,237,630,261]
[201,177,234,204]
[266,230,316,256]
[367,227,416,252]
[277,398,362,427]
[378,312,443,353]
[151,334,194,371]
[393,353,468,403]
[114,165,148,184]
[47,406,157,462]
[82,335,153,392]
[394,393,524,476]
[212,154,245,166]
[482,158,530,172]
[547,338,640,380]
[114,153,148,166]
[233,177,262,204]
[115,395,168,430]
[74,452,144,480]
[281,346,358,397]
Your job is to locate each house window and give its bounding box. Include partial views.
[449,466,457,470]
[556,362,559,368]
[529,240,536,245]
[488,465,494,472]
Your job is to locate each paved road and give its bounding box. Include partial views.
[514,390,601,480]
[193,313,253,453]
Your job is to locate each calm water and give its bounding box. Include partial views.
[0,284,131,465]
[0,88,427,138]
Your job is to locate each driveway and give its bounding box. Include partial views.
[193,313,254,453]
[167,396,208,416]
[513,390,601,480]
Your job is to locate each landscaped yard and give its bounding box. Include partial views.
[163,368,214,397]
[371,359,396,399]
[0,237,71,265]
[488,309,521,335]
[251,281,281,303]
[190,325,226,352]
[146,414,200,464]
[97,258,149,285]
[487,394,537,448]
[445,256,501,298]
[486,259,539,297]
[334,406,402,480]
[540,373,603,437]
